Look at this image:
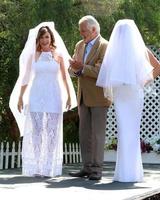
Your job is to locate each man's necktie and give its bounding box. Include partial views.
[83,43,89,63]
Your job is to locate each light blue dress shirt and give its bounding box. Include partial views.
[83,35,99,63]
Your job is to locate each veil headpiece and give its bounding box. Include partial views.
[96,19,153,100]
[9,22,77,136]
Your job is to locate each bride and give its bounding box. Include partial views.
[9,22,77,177]
[96,19,160,182]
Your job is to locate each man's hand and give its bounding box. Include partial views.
[69,59,84,72]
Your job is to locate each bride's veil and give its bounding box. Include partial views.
[96,19,153,100]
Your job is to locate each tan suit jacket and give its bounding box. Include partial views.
[70,35,111,107]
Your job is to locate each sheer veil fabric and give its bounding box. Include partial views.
[9,22,77,136]
[96,19,153,99]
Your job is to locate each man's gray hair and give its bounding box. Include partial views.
[79,15,100,34]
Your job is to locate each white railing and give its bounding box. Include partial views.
[64,143,82,164]
[0,142,81,170]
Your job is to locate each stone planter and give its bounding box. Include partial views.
[104,150,160,164]
[142,151,160,164]
[104,150,117,162]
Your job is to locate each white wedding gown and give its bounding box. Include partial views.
[22,52,63,177]
[113,85,144,182]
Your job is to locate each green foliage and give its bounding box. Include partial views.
[0,0,160,142]
[116,0,160,46]
[0,0,37,142]
[63,120,79,143]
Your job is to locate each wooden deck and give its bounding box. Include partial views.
[0,162,160,200]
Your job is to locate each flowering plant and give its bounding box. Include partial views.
[140,139,153,153]
[104,138,117,151]
[105,135,160,154]
[144,134,160,154]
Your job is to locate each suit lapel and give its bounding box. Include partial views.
[85,36,101,64]
[77,43,86,62]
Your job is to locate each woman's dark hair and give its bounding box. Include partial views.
[36,26,56,51]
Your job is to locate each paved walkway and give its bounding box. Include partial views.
[0,162,160,200]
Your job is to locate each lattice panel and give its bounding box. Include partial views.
[106,47,160,144]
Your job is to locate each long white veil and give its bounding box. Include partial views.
[96,19,153,99]
[9,22,77,136]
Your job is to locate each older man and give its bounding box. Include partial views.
[69,15,111,180]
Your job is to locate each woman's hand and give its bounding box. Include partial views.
[18,97,23,113]
[66,96,71,111]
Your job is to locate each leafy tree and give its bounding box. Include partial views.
[115,0,160,46]
[0,0,37,141]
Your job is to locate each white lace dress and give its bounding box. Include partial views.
[22,52,64,177]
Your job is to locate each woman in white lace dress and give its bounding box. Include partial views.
[97,19,160,182]
[9,22,77,177]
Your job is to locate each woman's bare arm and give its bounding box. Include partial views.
[147,49,160,78]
